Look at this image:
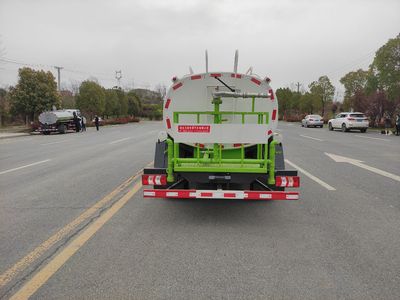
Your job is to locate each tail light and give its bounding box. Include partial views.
[275,176,300,187]
[142,174,167,186]
[347,117,355,121]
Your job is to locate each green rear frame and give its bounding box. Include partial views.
[167,97,276,185]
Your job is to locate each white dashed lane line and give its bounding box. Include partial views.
[285,159,336,191]
[299,134,324,142]
[0,159,52,175]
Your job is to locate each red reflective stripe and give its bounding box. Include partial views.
[272,109,277,121]
[164,98,171,109]
[245,191,298,200]
[269,89,275,100]
[210,73,222,77]
[224,193,236,198]
[166,118,171,129]
[142,174,167,186]
[144,189,299,200]
[200,192,213,197]
[292,176,300,187]
[275,176,300,188]
[173,82,183,90]
[144,189,196,198]
[191,75,201,80]
[231,74,242,78]
[251,77,261,85]
[233,143,242,147]
[267,130,272,135]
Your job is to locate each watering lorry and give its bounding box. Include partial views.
[38,109,80,134]
[142,51,299,200]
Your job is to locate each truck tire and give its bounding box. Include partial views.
[58,124,67,134]
[328,123,333,131]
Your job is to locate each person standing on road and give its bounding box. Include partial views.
[396,114,400,136]
[94,115,100,131]
[384,113,391,135]
[73,112,81,132]
[81,116,86,132]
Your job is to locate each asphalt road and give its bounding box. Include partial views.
[0,121,399,299]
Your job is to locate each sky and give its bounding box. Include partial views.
[0,0,399,100]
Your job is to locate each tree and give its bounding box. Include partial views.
[370,34,400,102]
[276,88,293,120]
[104,89,119,117]
[127,91,142,117]
[0,88,9,126]
[299,92,319,114]
[155,84,167,101]
[340,69,368,111]
[9,67,60,123]
[309,75,335,117]
[76,81,105,119]
[60,90,75,108]
[114,88,128,116]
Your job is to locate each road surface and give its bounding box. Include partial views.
[0,121,399,299]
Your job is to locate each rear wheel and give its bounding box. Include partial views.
[329,123,333,131]
[341,123,348,132]
[58,124,66,134]
[360,128,367,133]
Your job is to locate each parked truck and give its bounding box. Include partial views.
[38,109,80,134]
[142,51,300,200]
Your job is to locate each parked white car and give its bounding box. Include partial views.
[328,112,369,132]
[301,115,324,128]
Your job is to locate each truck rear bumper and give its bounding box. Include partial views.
[143,189,299,200]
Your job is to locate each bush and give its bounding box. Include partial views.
[102,116,140,126]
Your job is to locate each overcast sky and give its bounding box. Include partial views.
[0,0,399,99]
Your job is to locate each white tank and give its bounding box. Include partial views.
[164,72,278,148]
[38,109,80,125]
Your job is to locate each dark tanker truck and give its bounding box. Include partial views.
[38,109,81,134]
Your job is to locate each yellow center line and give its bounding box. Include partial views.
[10,181,143,300]
[0,161,152,289]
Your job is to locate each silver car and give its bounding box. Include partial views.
[301,115,324,128]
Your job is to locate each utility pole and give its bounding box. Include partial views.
[296,82,301,93]
[54,66,63,91]
[115,70,122,88]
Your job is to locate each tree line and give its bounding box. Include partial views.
[0,70,164,126]
[276,34,400,126]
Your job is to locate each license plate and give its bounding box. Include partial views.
[357,119,363,122]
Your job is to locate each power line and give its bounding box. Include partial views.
[0,57,115,82]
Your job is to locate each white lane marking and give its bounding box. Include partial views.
[109,137,132,144]
[299,134,324,142]
[354,135,389,142]
[40,140,67,146]
[0,159,51,175]
[285,159,336,191]
[325,152,400,182]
